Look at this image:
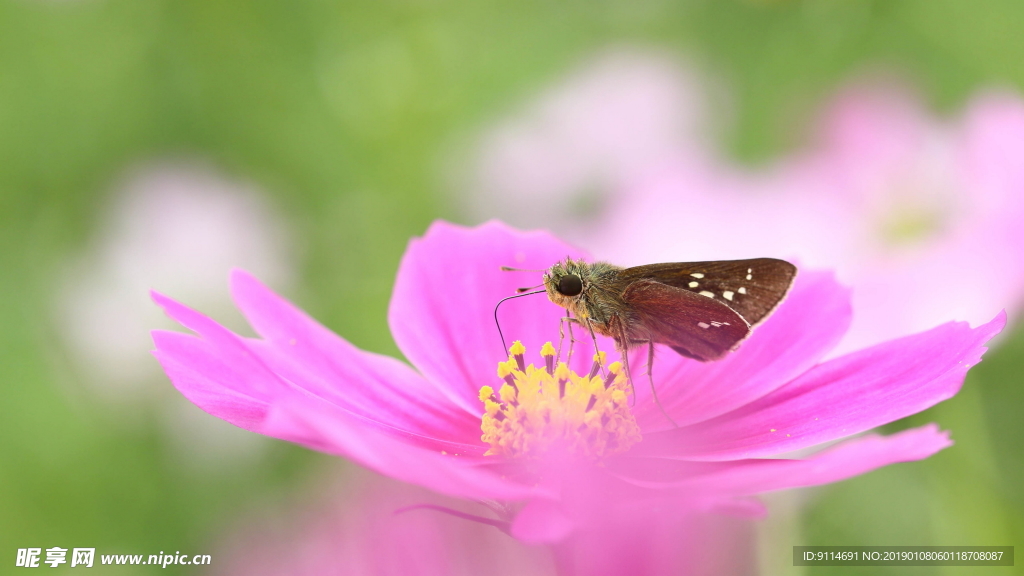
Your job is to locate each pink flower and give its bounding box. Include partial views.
[590,83,1024,354]
[151,220,1002,546]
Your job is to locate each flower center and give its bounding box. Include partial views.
[478,340,642,459]
[879,203,946,246]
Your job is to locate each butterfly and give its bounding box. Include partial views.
[540,257,797,424]
[543,258,797,361]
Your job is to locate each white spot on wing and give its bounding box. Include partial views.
[699,290,715,298]
[688,281,698,288]
[738,287,747,294]
[723,290,734,301]
[745,274,752,280]
[690,273,704,278]
[698,322,710,329]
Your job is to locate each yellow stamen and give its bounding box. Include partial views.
[540,342,556,374]
[479,342,641,459]
[478,386,495,402]
[588,351,607,379]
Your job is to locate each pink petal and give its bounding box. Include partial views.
[389,220,594,414]
[263,395,538,502]
[632,270,851,431]
[228,270,483,446]
[638,312,1004,460]
[703,498,767,518]
[214,470,555,576]
[614,424,950,497]
[550,510,758,576]
[151,291,484,455]
[152,331,269,431]
[702,424,951,496]
[509,498,576,544]
[156,289,529,502]
[151,290,291,402]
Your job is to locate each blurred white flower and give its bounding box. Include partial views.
[460,48,722,234]
[55,162,296,465]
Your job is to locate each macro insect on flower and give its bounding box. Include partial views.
[526,256,795,424]
[150,220,1002,547]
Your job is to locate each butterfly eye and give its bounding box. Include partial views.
[557,274,583,296]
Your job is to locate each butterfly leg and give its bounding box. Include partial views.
[556,315,567,362]
[606,316,636,404]
[614,338,637,405]
[584,320,608,379]
[557,313,582,364]
[646,341,679,428]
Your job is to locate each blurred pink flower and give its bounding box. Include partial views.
[212,469,556,576]
[587,83,1024,354]
[151,221,1001,548]
[214,468,757,576]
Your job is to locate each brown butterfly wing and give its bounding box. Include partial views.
[621,280,750,361]
[619,258,796,327]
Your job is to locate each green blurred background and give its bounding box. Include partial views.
[1,0,1022,574]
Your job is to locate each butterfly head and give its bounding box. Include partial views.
[543,258,590,310]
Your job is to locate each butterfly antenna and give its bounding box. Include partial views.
[500,266,546,272]
[494,290,546,355]
[517,283,543,293]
